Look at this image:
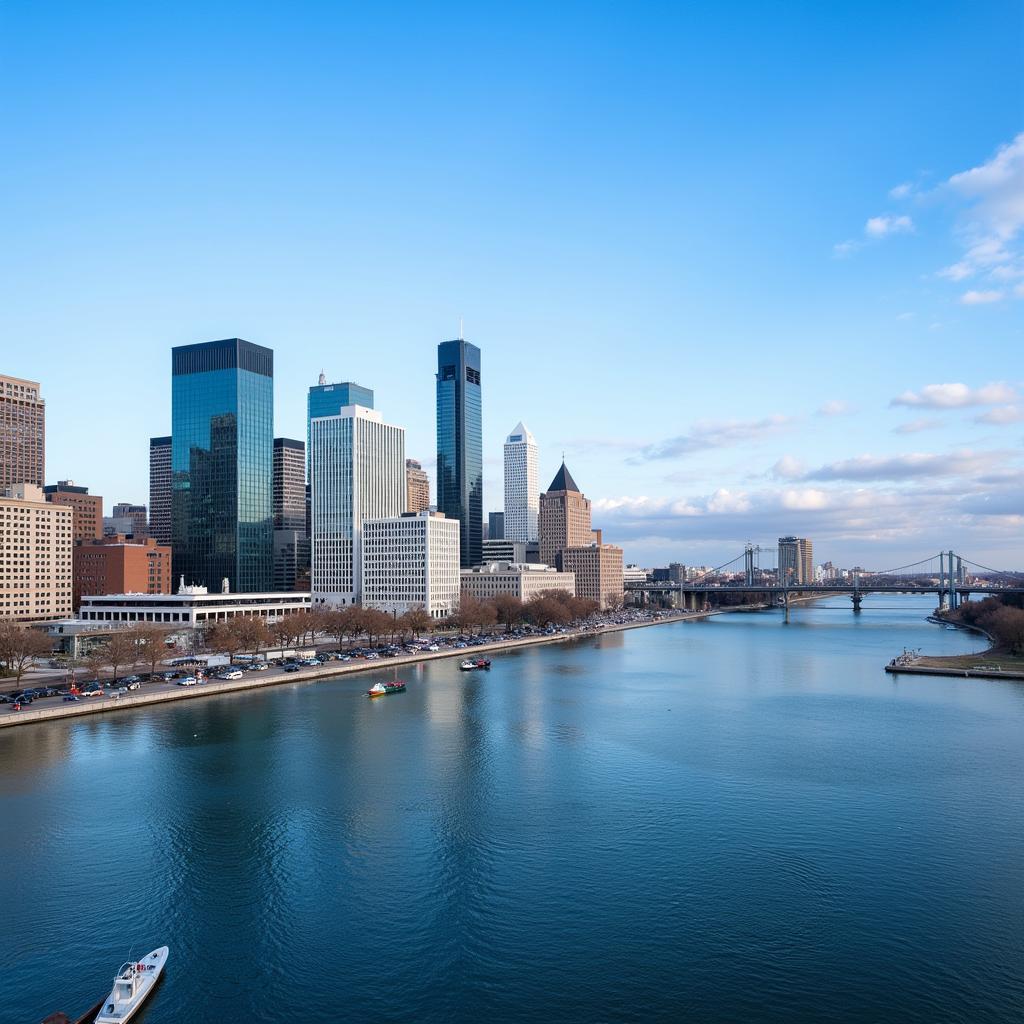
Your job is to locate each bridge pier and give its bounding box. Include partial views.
[851,592,862,612]
[783,591,790,624]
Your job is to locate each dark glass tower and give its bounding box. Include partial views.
[436,338,482,568]
[171,338,274,592]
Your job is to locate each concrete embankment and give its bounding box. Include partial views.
[0,611,706,731]
[885,663,1024,681]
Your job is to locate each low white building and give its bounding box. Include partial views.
[460,561,576,603]
[78,583,311,626]
[623,564,649,584]
[361,511,460,619]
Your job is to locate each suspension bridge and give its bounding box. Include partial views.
[626,548,1024,622]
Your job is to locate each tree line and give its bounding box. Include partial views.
[0,590,604,681]
[952,596,1024,655]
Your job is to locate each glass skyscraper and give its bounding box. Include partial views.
[171,338,274,593]
[436,338,482,568]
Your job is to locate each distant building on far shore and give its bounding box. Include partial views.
[779,536,814,585]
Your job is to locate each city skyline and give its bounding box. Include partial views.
[2,4,1021,568]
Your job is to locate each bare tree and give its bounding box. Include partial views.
[128,624,172,679]
[401,606,432,639]
[492,594,524,633]
[104,630,140,683]
[0,621,53,683]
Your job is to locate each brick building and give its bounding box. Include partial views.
[73,535,172,609]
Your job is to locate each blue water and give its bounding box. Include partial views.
[2,597,1023,1023]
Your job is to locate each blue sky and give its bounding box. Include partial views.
[2,1,1022,569]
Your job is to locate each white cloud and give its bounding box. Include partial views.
[817,399,853,417]
[975,405,1024,425]
[833,239,860,258]
[938,133,1024,293]
[896,311,915,321]
[890,381,1017,408]
[889,182,914,200]
[892,418,944,435]
[798,450,1004,482]
[961,289,1004,305]
[636,415,793,460]
[865,214,914,238]
[771,455,807,480]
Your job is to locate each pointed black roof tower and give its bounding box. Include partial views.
[547,461,580,493]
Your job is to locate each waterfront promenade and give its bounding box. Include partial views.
[0,610,702,730]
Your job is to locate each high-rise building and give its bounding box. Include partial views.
[778,536,814,585]
[171,338,274,593]
[74,535,171,608]
[1,483,73,621]
[43,480,103,543]
[406,458,430,513]
[273,438,309,591]
[273,438,306,529]
[362,510,460,619]
[436,338,482,569]
[488,511,505,540]
[111,502,148,539]
[560,543,625,610]
[148,435,172,544]
[308,373,374,474]
[0,374,45,490]
[538,462,592,569]
[503,421,538,542]
[310,403,405,607]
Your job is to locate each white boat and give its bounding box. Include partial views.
[94,946,168,1023]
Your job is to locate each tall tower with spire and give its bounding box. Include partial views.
[503,421,538,543]
[538,461,592,568]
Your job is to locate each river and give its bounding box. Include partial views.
[2,596,1023,1023]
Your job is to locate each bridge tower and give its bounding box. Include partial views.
[744,544,755,586]
[851,570,862,612]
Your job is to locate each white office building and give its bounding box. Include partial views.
[310,405,405,607]
[78,584,311,625]
[362,511,461,619]
[503,421,539,543]
[460,561,575,602]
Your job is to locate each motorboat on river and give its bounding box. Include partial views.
[94,946,168,1023]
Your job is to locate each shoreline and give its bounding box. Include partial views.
[886,616,1024,681]
[0,610,710,731]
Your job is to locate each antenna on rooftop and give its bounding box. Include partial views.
[459,316,464,341]
[318,370,326,386]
